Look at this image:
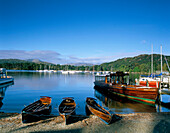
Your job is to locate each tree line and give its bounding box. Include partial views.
[0,54,170,73]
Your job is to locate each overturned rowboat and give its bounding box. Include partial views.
[58,97,76,124]
[22,96,52,123]
[86,97,113,124]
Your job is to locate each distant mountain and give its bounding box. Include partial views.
[26,59,43,63]
[0,54,169,72]
[0,59,54,65]
[68,63,94,66]
[0,59,58,70]
[0,59,29,64]
[0,58,56,67]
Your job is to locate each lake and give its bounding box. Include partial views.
[0,72,170,115]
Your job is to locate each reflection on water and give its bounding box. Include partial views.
[1,72,94,115]
[0,82,14,110]
[1,72,170,114]
[94,87,170,113]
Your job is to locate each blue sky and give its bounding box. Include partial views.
[0,0,170,64]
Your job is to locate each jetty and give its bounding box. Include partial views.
[0,68,14,85]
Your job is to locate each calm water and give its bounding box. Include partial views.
[0,72,170,115]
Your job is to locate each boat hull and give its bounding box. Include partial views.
[58,98,76,124]
[139,81,160,88]
[94,81,158,105]
[22,97,52,123]
[86,97,113,124]
[22,106,52,123]
[59,111,76,124]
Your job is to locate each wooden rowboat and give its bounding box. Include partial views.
[86,97,113,124]
[58,97,76,124]
[22,96,52,123]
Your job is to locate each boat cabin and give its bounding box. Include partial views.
[0,68,7,78]
[95,71,130,85]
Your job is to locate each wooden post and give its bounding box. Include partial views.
[146,79,149,87]
[169,76,170,88]
[156,80,162,104]
[122,76,124,84]
[156,81,158,88]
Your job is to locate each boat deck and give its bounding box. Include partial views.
[161,89,170,95]
[0,78,14,85]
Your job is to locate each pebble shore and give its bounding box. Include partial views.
[0,112,170,133]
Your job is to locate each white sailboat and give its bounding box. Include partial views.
[137,45,170,88]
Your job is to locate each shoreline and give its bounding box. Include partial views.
[1,112,170,133]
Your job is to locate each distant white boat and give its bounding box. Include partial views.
[61,70,77,74]
[43,69,49,72]
[68,71,76,74]
[84,71,89,73]
[38,69,54,73]
[61,71,69,74]
[0,68,14,85]
[38,70,44,72]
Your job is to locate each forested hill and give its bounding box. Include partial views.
[0,59,55,70]
[0,59,92,71]
[0,54,170,72]
[100,54,170,72]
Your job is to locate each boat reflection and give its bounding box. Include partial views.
[94,87,157,113]
[0,82,14,109]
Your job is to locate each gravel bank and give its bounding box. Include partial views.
[0,112,170,133]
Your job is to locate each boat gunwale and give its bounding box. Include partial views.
[22,97,52,114]
[86,97,113,124]
[58,98,76,115]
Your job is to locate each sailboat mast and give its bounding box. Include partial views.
[161,45,162,73]
[164,56,170,72]
[151,44,153,75]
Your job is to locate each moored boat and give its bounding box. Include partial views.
[58,97,76,124]
[137,74,170,88]
[94,71,158,105]
[86,97,113,124]
[138,77,160,88]
[137,45,170,88]
[22,96,52,123]
[0,68,14,85]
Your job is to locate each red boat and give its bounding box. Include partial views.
[137,77,160,88]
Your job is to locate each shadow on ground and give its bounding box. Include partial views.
[0,112,19,120]
[153,120,170,133]
[22,114,57,123]
[66,115,89,125]
[10,115,89,133]
[10,116,59,133]
[30,128,83,133]
[111,114,122,124]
